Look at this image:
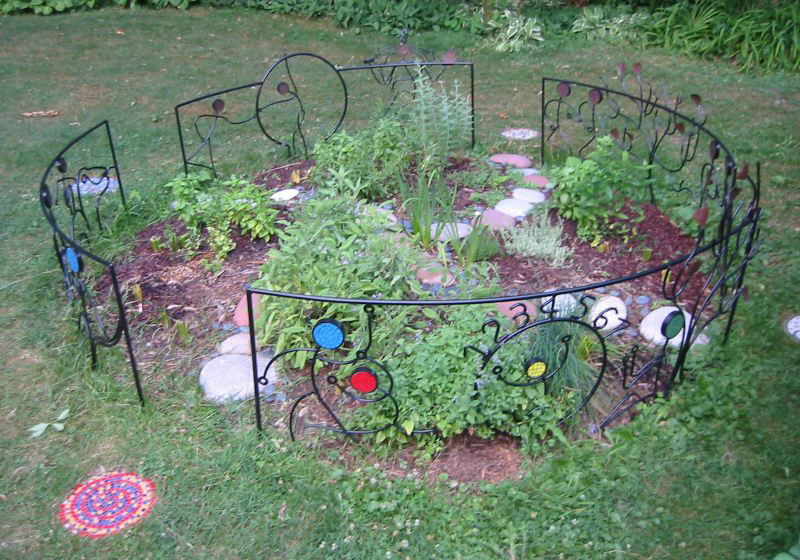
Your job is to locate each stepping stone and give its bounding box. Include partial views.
[70,176,119,195]
[501,128,539,141]
[518,168,540,176]
[270,188,299,202]
[588,296,628,331]
[416,266,455,286]
[431,222,472,242]
[496,300,537,321]
[489,153,532,168]
[233,293,261,328]
[511,188,545,204]
[218,332,256,355]
[199,351,280,403]
[640,306,700,348]
[476,208,516,232]
[495,198,532,219]
[522,175,550,188]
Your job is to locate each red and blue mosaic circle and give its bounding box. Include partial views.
[59,471,156,539]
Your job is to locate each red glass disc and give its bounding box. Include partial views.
[350,369,378,393]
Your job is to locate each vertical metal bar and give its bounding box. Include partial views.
[247,287,263,432]
[110,266,145,406]
[175,106,189,176]
[104,120,127,208]
[540,78,546,166]
[469,63,476,148]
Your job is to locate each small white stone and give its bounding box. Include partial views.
[199,352,280,403]
[502,128,539,141]
[511,188,545,204]
[589,296,628,331]
[786,315,800,341]
[495,198,533,219]
[270,188,299,202]
[431,222,473,242]
[639,306,697,347]
[218,332,255,355]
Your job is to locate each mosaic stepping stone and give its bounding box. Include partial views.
[495,198,532,219]
[477,208,516,232]
[518,168,541,176]
[588,296,628,331]
[199,351,280,403]
[70,176,119,196]
[489,153,533,168]
[270,188,299,202]
[522,175,550,188]
[640,306,695,347]
[59,472,156,539]
[501,128,539,141]
[511,188,545,204]
[431,222,472,242]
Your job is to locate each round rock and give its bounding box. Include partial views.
[511,188,545,204]
[488,153,533,169]
[495,198,533,219]
[199,351,280,403]
[476,208,516,231]
[589,296,628,331]
[431,222,472,242]
[218,332,255,355]
[640,306,694,347]
[270,188,299,202]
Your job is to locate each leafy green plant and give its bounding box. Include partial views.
[166,171,278,260]
[253,197,421,367]
[502,205,573,266]
[548,136,650,243]
[451,223,502,268]
[483,9,545,53]
[571,5,648,43]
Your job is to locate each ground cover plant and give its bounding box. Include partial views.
[1,7,799,559]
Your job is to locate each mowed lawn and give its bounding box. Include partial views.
[1,7,799,559]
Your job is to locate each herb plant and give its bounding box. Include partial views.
[502,206,573,267]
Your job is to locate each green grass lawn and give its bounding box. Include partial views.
[1,7,799,558]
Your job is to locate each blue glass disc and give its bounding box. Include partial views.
[65,247,80,273]
[312,320,344,349]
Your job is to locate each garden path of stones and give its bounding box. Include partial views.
[198,148,707,404]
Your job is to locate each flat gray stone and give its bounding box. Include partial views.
[218,332,255,355]
[511,188,545,204]
[489,153,533,168]
[476,208,516,232]
[495,198,533,219]
[501,128,539,141]
[589,296,628,331]
[431,222,472,242]
[199,352,280,403]
[270,188,299,202]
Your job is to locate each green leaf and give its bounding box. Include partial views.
[401,419,415,435]
[29,423,48,438]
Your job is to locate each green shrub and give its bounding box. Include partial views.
[548,136,649,243]
[483,8,544,53]
[166,171,278,260]
[502,205,573,266]
[571,5,648,43]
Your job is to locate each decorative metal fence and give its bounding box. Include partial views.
[174,50,475,175]
[246,68,761,440]
[38,121,144,405]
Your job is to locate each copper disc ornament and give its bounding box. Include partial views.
[59,471,156,539]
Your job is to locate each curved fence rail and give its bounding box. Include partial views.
[246,69,762,440]
[38,121,144,405]
[174,51,474,176]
